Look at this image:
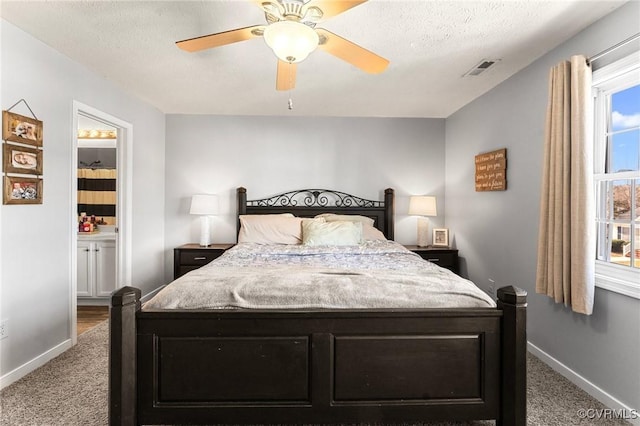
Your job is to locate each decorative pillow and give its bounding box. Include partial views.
[315,213,375,227]
[238,214,302,245]
[301,217,325,225]
[362,224,387,241]
[302,220,363,246]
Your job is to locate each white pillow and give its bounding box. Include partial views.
[302,220,363,246]
[238,214,302,244]
[315,213,375,227]
[362,224,387,241]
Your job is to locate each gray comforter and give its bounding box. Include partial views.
[144,241,496,310]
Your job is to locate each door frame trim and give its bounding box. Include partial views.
[71,101,132,344]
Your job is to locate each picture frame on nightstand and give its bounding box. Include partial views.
[433,228,449,247]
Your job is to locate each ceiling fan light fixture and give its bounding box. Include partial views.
[263,20,319,63]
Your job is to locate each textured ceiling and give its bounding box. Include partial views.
[0,0,627,117]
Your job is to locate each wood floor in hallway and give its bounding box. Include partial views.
[77,305,108,336]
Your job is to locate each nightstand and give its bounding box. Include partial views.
[404,245,459,275]
[173,243,234,279]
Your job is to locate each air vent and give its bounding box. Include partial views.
[463,59,501,77]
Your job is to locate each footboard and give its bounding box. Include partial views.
[110,286,526,426]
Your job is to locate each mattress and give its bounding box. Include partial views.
[145,240,496,310]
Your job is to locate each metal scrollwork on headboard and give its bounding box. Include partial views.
[247,189,384,208]
[237,187,394,240]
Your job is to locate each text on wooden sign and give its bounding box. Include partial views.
[475,148,507,192]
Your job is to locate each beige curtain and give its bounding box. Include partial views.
[536,55,595,315]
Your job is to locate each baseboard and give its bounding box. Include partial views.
[77,298,110,306]
[528,342,640,425]
[141,284,165,303]
[77,285,165,307]
[1,286,163,391]
[0,338,72,390]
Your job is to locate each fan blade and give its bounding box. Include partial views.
[276,60,297,91]
[316,28,389,74]
[304,0,367,21]
[176,25,264,52]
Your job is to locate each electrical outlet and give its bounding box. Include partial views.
[0,319,7,340]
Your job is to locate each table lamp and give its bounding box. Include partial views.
[408,195,437,247]
[190,194,219,247]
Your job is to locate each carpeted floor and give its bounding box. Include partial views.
[0,320,630,425]
[0,322,110,425]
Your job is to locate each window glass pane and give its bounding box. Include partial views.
[596,222,610,261]
[611,84,640,132]
[613,180,632,220]
[636,179,640,220]
[634,226,640,269]
[611,224,631,267]
[596,181,611,220]
[606,180,613,220]
[609,130,639,173]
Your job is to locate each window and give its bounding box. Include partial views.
[593,52,640,299]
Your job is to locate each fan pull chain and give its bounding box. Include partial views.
[288,61,294,110]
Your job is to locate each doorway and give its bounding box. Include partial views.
[71,101,132,344]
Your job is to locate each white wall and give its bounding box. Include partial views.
[164,115,445,280]
[0,20,166,383]
[445,1,640,411]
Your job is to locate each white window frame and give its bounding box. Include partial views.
[592,51,640,300]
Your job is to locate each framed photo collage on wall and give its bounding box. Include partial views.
[2,106,44,205]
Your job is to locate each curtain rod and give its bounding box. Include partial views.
[589,32,640,63]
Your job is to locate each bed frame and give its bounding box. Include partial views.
[110,187,527,426]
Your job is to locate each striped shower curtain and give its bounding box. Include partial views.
[78,168,117,225]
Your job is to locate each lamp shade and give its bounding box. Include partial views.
[189,194,218,215]
[408,196,437,216]
[263,20,319,63]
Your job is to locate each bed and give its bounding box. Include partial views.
[110,187,527,426]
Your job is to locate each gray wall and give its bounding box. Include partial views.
[0,20,166,381]
[164,115,446,280]
[2,1,638,412]
[445,1,640,410]
[78,148,117,169]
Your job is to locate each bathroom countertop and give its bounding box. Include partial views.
[77,232,116,241]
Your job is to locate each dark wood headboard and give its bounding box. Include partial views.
[236,187,394,240]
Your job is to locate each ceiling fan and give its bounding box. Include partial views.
[176,0,389,91]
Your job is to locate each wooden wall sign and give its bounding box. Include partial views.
[475,148,507,191]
